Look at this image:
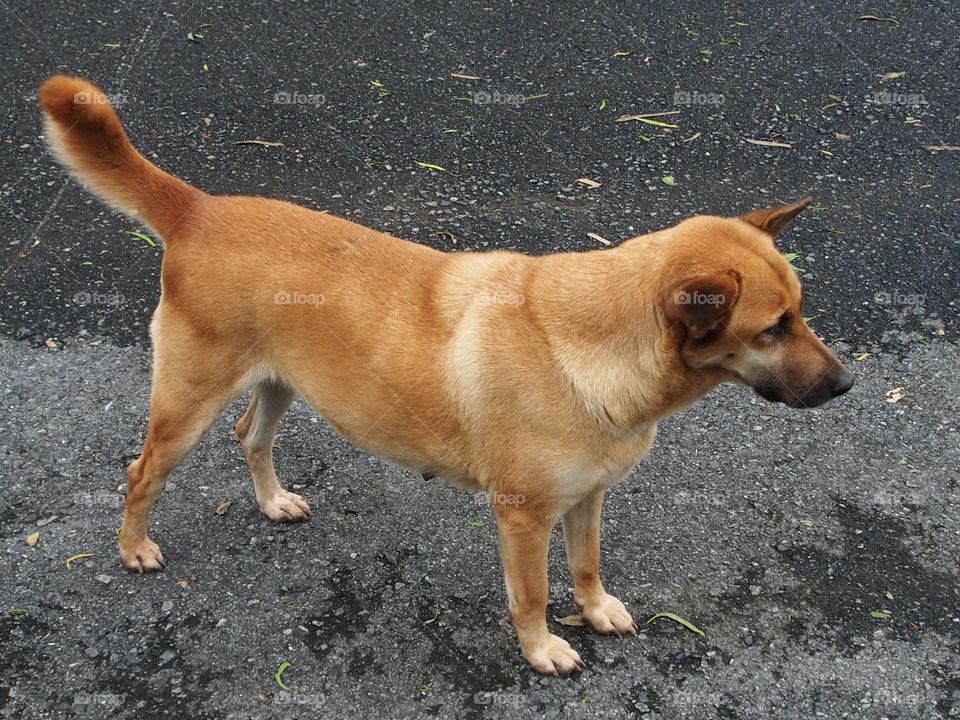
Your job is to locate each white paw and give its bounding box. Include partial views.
[259,489,311,522]
[578,593,637,636]
[523,633,585,675]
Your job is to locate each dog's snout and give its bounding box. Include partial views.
[829,367,854,398]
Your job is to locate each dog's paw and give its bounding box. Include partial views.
[258,490,312,522]
[119,536,166,573]
[578,593,637,636]
[523,633,585,675]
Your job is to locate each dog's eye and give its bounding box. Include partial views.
[762,313,790,337]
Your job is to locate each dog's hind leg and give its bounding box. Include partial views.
[120,331,245,572]
[236,380,311,522]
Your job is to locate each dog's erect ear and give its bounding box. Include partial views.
[739,197,812,237]
[664,271,741,340]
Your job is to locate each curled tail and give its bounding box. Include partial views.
[37,75,203,238]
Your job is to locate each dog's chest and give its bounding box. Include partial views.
[555,423,658,501]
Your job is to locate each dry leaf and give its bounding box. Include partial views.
[44,338,58,349]
[744,138,792,149]
[925,145,960,152]
[26,532,39,547]
[577,177,602,188]
[555,614,587,627]
[586,232,611,246]
[449,72,480,80]
[885,387,906,403]
[234,140,285,148]
[614,111,679,122]
[854,352,872,361]
[65,552,96,569]
[215,500,232,516]
[858,14,899,25]
[881,71,905,81]
[834,132,851,141]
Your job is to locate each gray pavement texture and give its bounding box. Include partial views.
[1,1,958,719]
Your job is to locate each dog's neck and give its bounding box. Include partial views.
[527,235,726,434]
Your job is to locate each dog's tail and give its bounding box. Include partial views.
[37,75,203,237]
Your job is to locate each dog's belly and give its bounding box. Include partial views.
[288,373,481,487]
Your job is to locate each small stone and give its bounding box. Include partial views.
[749,585,762,596]
[161,600,174,613]
[95,574,112,584]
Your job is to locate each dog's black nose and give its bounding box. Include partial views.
[830,368,854,397]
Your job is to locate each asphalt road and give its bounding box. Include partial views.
[1,1,958,719]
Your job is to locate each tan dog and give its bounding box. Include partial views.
[39,75,853,675]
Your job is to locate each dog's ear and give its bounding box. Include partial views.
[664,270,741,340]
[739,197,811,237]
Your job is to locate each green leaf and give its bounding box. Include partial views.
[127,230,158,247]
[467,519,485,528]
[274,661,292,690]
[632,117,677,128]
[646,611,705,637]
[870,610,891,620]
[662,175,676,186]
[414,161,446,172]
[884,591,894,601]
[598,99,607,111]
[783,252,805,273]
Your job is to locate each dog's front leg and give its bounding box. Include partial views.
[562,489,637,635]
[494,502,584,675]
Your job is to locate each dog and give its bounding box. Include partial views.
[38,75,853,675]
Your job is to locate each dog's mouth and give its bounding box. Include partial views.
[751,376,853,409]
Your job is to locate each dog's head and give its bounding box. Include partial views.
[662,198,853,408]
